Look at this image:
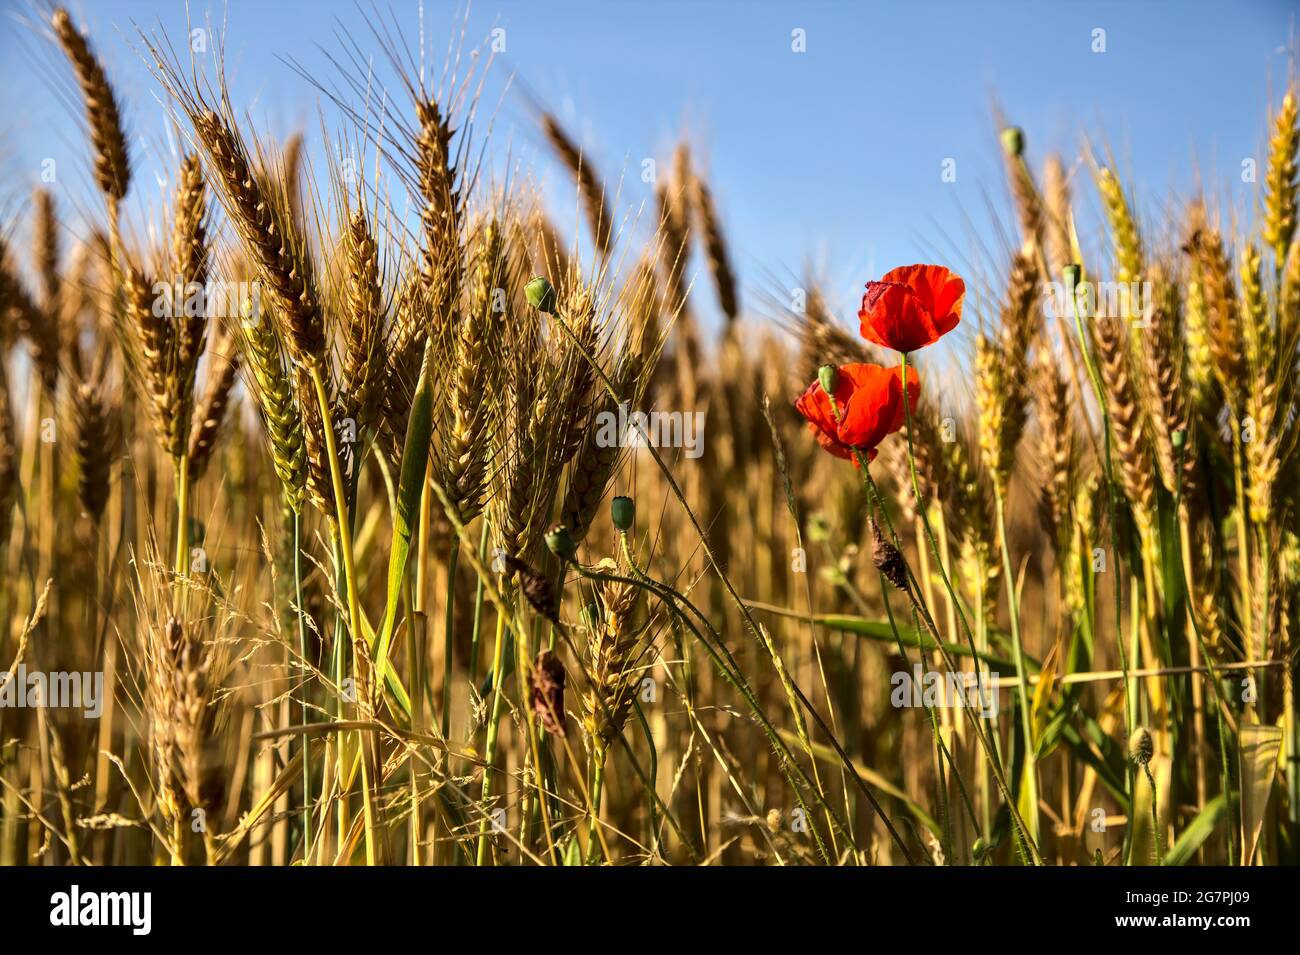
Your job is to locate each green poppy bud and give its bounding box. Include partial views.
[544,524,576,560]
[525,275,557,313]
[1000,126,1024,158]
[611,495,635,531]
[818,363,839,396]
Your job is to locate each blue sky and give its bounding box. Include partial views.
[1,0,1294,335]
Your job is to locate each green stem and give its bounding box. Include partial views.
[308,366,376,866]
[586,754,606,864]
[468,522,489,685]
[292,508,312,861]
[173,453,190,613]
[632,698,660,858]
[995,487,1040,845]
[477,599,510,866]
[442,540,459,739]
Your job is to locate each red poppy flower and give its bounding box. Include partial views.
[794,363,920,466]
[858,264,965,353]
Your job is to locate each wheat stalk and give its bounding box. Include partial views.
[581,558,651,753]
[1097,167,1143,284]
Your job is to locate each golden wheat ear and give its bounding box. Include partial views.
[542,113,613,262]
[1,233,59,396]
[70,369,115,524]
[416,96,464,321]
[432,218,503,525]
[690,169,738,323]
[0,356,18,553]
[1263,90,1298,268]
[51,7,130,203]
[188,332,241,482]
[339,208,386,440]
[190,109,326,368]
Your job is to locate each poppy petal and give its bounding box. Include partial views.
[860,264,964,352]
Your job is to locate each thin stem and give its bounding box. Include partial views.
[292,508,312,861]
[173,453,190,614]
[586,755,605,863]
[308,366,376,866]
[477,602,510,866]
[995,487,1040,843]
[442,539,459,739]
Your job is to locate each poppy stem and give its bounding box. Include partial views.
[892,355,1024,845]
[824,379,1042,865]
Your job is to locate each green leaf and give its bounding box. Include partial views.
[1163,793,1228,866]
[561,836,583,866]
[372,340,435,718]
[810,613,1019,672]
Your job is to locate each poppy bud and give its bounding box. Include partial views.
[1129,726,1154,766]
[1000,126,1025,158]
[870,520,908,590]
[544,524,577,560]
[611,495,635,531]
[1172,428,1187,450]
[1062,263,1082,288]
[818,363,839,395]
[525,275,557,313]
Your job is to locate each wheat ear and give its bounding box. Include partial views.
[51,8,130,202]
[1264,91,1298,268]
[543,113,613,260]
[192,110,325,366]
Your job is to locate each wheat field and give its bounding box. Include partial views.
[0,5,1296,869]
